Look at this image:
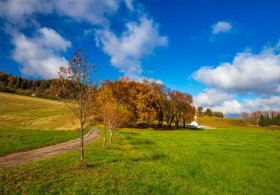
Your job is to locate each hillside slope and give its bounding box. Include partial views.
[0,92,86,155]
[0,92,78,130]
[198,116,243,128]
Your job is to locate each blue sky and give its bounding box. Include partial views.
[0,0,280,117]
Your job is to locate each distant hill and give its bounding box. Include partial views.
[0,92,79,130]
[198,116,243,128]
[198,115,280,129]
[0,72,57,99]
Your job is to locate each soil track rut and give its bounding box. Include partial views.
[0,127,99,168]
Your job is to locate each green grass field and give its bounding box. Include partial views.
[1,125,279,193]
[0,92,279,194]
[0,92,87,155]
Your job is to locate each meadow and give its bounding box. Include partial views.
[0,92,279,194]
[0,92,85,155]
[1,127,279,194]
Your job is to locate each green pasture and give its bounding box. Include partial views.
[1,126,279,194]
[0,92,279,194]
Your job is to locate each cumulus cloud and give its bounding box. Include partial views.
[194,89,242,116]
[12,27,71,79]
[0,0,52,24]
[54,0,119,25]
[194,88,232,107]
[194,88,280,117]
[95,16,168,80]
[243,96,280,112]
[212,21,232,34]
[212,100,242,116]
[0,0,120,25]
[193,44,280,94]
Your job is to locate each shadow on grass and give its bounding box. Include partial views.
[81,158,125,169]
[131,153,169,162]
[126,124,204,131]
[119,131,140,135]
[130,139,156,146]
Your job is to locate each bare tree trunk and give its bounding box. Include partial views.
[158,120,162,127]
[175,120,179,128]
[168,115,175,127]
[80,122,84,162]
[103,128,107,147]
[168,120,172,127]
[158,110,163,127]
[79,87,85,162]
[182,118,186,128]
[110,129,114,144]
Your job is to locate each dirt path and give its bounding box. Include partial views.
[0,127,100,168]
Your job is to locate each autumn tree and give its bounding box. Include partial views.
[95,84,131,145]
[212,111,224,118]
[7,75,15,88]
[182,105,196,127]
[145,81,167,127]
[177,92,193,127]
[103,79,157,126]
[163,90,193,127]
[56,50,95,163]
[92,78,196,129]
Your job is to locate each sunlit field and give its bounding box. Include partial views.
[0,93,279,194]
[0,92,79,130]
[0,92,87,155]
[1,114,279,194]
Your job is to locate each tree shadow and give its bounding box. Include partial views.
[131,153,169,162]
[126,124,204,131]
[130,139,155,146]
[83,158,125,168]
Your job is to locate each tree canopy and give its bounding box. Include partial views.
[93,79,195,128]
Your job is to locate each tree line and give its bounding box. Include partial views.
[0,72,57,98]
[241,111,280,127]
[0,71,196,128]
[197,106,224,117]
[54,50,196,162]
[94,78,196,129]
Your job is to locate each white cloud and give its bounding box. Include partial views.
[0,0,120,26]
[212,21,232,34]
[124,0,134,11]
[12,27,71,79]
[211,100,242,116]
[36,28,71,51]
[194,89,232,107]
[54,0,119,25]
[193,44,280,94]
[2,0,166,82]
[243,96,280,112]
[0,0,52,24]
[194,89,242,116]
[194,88,280,117]
[96,16,167,80]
